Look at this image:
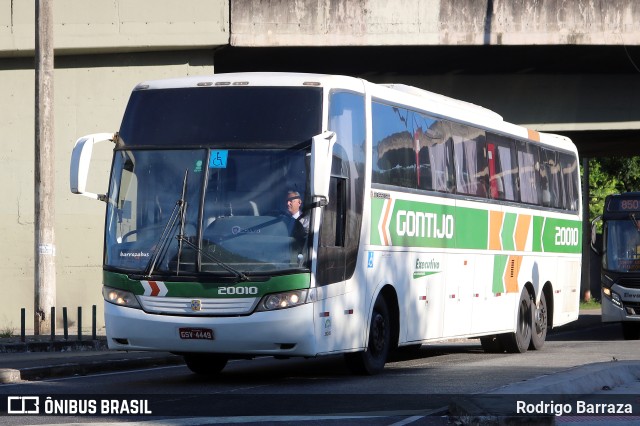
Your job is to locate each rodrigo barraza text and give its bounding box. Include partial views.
[516,400,632,416]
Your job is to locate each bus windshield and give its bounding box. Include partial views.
[105,147,312,277]
[604,218,640,272]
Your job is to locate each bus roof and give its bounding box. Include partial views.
[132,71,577,155]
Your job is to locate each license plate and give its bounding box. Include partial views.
[179,327,214,340]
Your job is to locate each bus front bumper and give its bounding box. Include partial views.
[103,301,317,356]
[601,284,640,322]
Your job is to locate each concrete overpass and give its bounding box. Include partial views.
[224,0,640,158]
[1,0,638,330]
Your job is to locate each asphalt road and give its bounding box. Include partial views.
[1,313,639,424]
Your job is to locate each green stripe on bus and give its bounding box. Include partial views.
[501,213,517,251]
[369,197,581,253]
[370,197,385,246]
[492,255,508,293]
[455,207,488,249]
[103,271,311,297]
[533,216,545,252]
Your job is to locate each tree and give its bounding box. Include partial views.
[599,157,640,193]
[587,159,618,231]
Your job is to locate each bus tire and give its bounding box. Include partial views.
[345,296,390,375]
[622,322,640,340]
[184,353,228,376]
[480,335,504,353]
[500,290,532,353]
[529,291,548,350]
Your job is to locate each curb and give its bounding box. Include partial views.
[490,360,640,395]
[0,339,108,354]
[17,353,185,381]
[0,353,184,383]
[449,361,640,422]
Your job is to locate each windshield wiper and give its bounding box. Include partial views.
[176,170,189,275]
[631,214,640,232]
[176,236,250,282]
[144,170,189,277]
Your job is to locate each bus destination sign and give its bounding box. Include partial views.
[608,197,640,212]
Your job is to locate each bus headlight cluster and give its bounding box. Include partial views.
[611,292,622,307]
[257,290,308,311]
[103,286,141,309]
[603,287,622,308]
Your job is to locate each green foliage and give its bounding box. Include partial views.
[588,159,618,232]
[579,298,601,310]
[600,157,640,193]
[586,157,640,229]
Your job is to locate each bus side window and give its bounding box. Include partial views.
[559,152,580,212]
[516,141,542,205]
[539,148,561,208]
[486,133,518,202]
[450,122,489,198]
[320,176,347,248]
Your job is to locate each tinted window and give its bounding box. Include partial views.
[320,91,366,284]
[372,102,416,188]
[450,122,489,197]
[119,87,322,148]
[559,152,580,211]
[517,142,541,205]
[539,148,562,208]
[486,133,518,202]
[372,102,454,192]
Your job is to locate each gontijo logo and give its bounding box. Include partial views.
[374,197,456,247]
[397,210,454,239]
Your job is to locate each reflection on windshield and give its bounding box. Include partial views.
[605,219,640,272]
[105,149,311,277]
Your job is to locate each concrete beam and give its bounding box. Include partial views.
[0,0,229,57]
[231,0,640,47]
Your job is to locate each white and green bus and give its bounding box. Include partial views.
[70,73,582,375]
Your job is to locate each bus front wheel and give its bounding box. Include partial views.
[183,353,228,376]
[500,290,532,353]
[345,296,390,375]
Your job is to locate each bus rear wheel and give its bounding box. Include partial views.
[183,353,228,376]
[500,290,532,353]
[345,296,390,375]
[529,291,548,350]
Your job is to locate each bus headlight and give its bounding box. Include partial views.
[603,287,622,308]
[611,291,622,307]
[103,286,141,309]
[257,290,308,311]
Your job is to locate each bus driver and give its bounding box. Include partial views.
[286,190,310,232]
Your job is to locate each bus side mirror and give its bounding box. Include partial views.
[310,131,336,205]
[70,133,114,202]
[590,215,602,255]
